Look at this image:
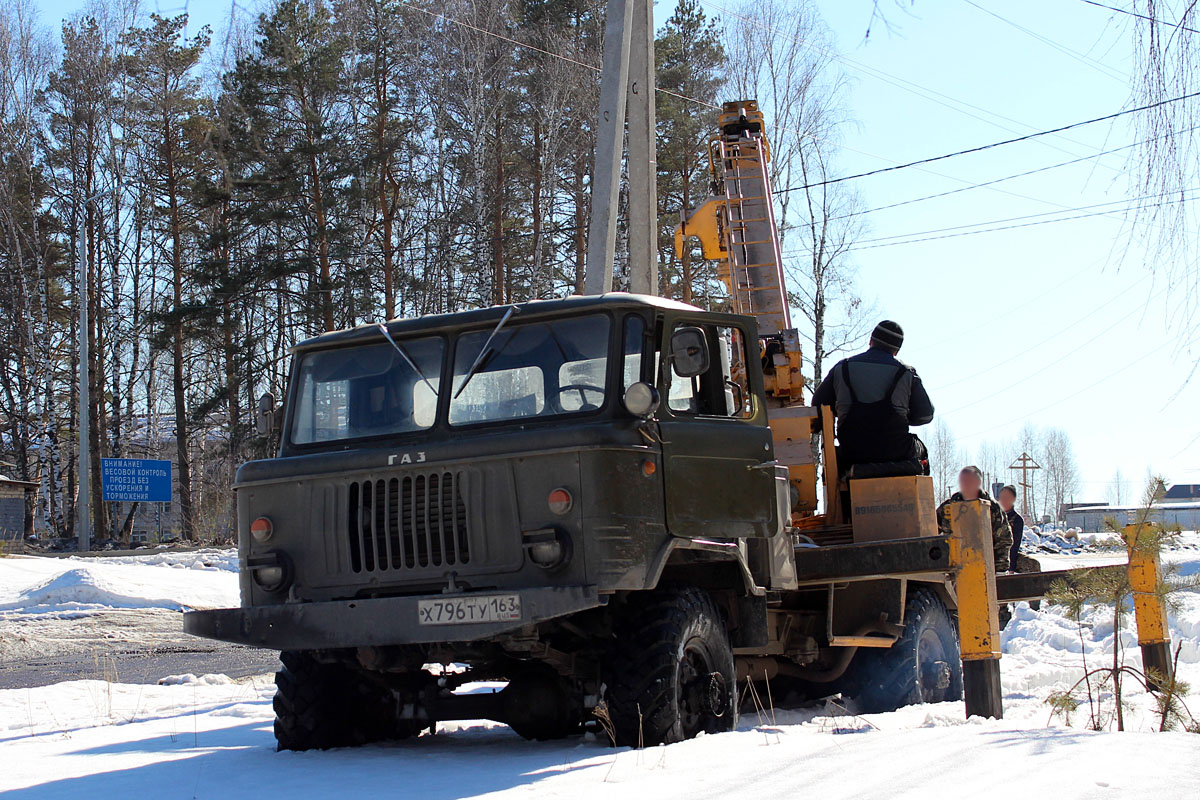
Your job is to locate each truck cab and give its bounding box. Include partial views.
[232,293,785,607]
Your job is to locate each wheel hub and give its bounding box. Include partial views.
[921,659,951,691]
[705,671,728,718]
[679,643,728,734]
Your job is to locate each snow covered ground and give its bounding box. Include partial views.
[0,549,238,615]
[1,540,1199,798]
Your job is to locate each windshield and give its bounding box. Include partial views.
[290,337,444,444]
[449,314,611,425]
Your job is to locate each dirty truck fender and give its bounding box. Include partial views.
[183,585,601,650]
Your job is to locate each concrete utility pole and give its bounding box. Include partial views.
[583,0,658,296]
[76,190,104,552]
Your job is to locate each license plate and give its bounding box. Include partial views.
[417,594,522,626]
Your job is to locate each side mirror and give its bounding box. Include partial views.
[623,381,660,418]
[256,392,276,436]
[670,327,710,378]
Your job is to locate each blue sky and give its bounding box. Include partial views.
[31,0,1200,500]
[809,0,1200,498]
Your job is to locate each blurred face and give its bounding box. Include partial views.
[958,470,982,499]
[998,489,1016,512]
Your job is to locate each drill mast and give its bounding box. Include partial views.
[676,100,805,406]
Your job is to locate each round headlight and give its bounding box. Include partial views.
[529,539,565,567]
[253,565,286,591]
[623,381,660,418]
[524,529,571,569]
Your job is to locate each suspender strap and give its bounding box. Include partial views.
[841,361,907,404]
[840,360,858,403]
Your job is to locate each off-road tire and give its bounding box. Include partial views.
[603,587,737,746]
[274,650,415,751]
[851,588,963,713]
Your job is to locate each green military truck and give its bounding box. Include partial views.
[185,293,967,750]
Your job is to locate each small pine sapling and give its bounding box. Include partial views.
[1045,477,1198,732]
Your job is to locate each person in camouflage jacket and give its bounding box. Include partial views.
[935,465,1013,571]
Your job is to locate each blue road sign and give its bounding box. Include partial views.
[100,458,173,503]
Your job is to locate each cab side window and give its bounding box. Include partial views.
[666,322,753,419]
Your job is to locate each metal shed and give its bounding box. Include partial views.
[1064,501,1200,533]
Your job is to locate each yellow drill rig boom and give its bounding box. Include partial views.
[676,100,817,519]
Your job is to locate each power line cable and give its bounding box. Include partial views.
[937,282,1169,407]
[965,0,1127,83]
[829,122,1200,221]
[702,0,1132,172]
[777,88,1200,193]
[958,328,1200,441]
[843,186,1200,245]
[781,186,1200,256]
[1076,0,1200,35]
[841,191,1200,250]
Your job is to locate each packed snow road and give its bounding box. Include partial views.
[1,538,1199,798]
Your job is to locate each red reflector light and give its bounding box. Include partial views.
[547,488,572,515]
[250,516,273,542]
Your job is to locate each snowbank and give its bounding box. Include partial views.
[0,549,238,615]
[1024,526,1200,556]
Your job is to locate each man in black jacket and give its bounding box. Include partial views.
[997,484,1025,570]
[810,320,935,475]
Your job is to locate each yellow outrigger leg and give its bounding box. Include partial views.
[1125,522,1174,691]
[948,500,1003,719]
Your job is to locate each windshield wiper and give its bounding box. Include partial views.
[377,324,438,395]
[454,305,518,399]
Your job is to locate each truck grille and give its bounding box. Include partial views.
[346,472,470,573]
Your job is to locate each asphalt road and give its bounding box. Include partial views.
[0,608,280,690]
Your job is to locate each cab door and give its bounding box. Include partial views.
[656,314,782,539]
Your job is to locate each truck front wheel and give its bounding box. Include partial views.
[602,588,737,746]
[850,588,963,713]
[273,650,418,751]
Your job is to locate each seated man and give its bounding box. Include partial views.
[936,466,1013,572]
[810,320,934,477]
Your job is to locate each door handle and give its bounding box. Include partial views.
[747,461,779,472]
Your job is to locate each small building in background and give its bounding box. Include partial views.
[0,475,38,552]
[1163,484,1200,504]
[1064,501,1200,533]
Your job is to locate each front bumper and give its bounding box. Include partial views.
[183,584,602,650]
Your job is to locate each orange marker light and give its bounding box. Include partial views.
[642,459,657,477]
[250,516,273,542]
[548,488,572,515]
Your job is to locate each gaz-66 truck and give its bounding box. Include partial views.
[185,101,1013,749]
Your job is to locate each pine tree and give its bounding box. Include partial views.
[121,13,211,540]
[226,0,353,335]
[655,0,725,305]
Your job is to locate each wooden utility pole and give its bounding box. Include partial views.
[1009,452,1041,520]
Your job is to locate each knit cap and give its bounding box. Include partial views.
[872,320,904,351]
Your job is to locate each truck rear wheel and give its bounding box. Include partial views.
[603,588,737,746]
[274,650,418,751]
[851,588,963,713]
